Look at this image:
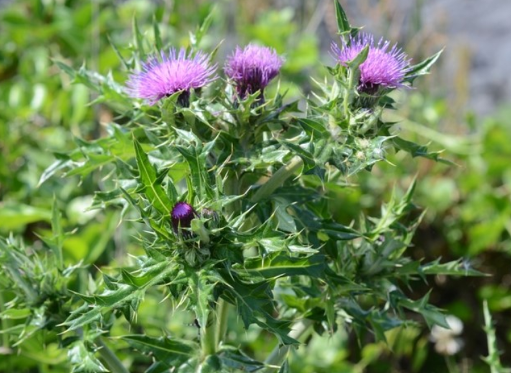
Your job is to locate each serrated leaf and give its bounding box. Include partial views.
[51,196,63,268]
[38,158,73,186]
[0,308,31,320]
[153,15,163,50]
[175,145,213,200]
[68,341,108,373]
[392,136,453,164]
[218,271,297,345]
[278,360,290,373]
[236,253,325,280]
[188,269,214,334]
[190,7,215,48]
[122,335,197,366]
[282,142,315,168]
[392,291,449,329]
[133,139,173,215]
[404,49,443,84]
[133,17,146,61]
[421,259,485,277]
[334,0,351,34]
[297,118,327,138]
[218,349,264,373]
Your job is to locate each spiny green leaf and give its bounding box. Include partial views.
[133,17,146,61]
[133,138,174,215]
[122,335,197,365]
[421,258,485,277]
[404,49,443,84]
[393,291,449,329]
[218,348,264,373]
[392,136,453,165]
[190,7,216,48]
[153,15,163,50]
[333,0,351,35]
[235,253,325,280]
[51,196,63,268]
[68,341,108,373]
[188,269,215,333]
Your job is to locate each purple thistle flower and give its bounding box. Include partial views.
[224,44,284,100]
[171,202,197,234]
[126,48,217,106]
[331,33,410,95]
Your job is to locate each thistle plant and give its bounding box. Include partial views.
[0,2,484,373]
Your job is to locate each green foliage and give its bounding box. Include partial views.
[1,1,509,373]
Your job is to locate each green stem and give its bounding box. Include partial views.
[201,312,217,357]
[0,292,10,349]
[343,68,357,121]
[5,266,37,304]
[215,299,230,349]
[225,168,242,215]
[96,338,129,373]
[261,319,313,373]
[251,156,304,203]
[444,356,458,373]
[483,300,504,373]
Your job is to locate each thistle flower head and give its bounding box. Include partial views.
[224,44,283,99]
[126,48,217,106]
[332,33,410,94]
[171,202,197,234]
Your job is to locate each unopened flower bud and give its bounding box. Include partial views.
[171,202,196,234]
[224,44,283,102]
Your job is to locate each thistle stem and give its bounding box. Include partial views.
[251,156,303,203]
[215,298,230,349]
[261,319,313,373]
[96,338,129,373]
[343,67,358,121]
[444,356,459,373]
[0,292,10,350]
[201,311,217,357]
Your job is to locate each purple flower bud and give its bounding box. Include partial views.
[171,202,197,234]
[126,48,217,106]
[224,44,284,100]
[331,33,410,94]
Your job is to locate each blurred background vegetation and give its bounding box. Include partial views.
[1,0,510,372]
